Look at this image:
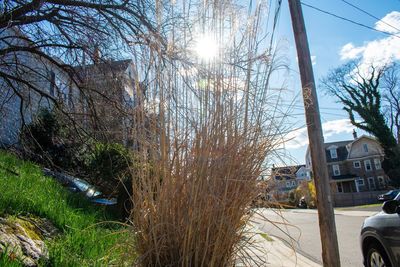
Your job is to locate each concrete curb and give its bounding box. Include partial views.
[290,208,379,217]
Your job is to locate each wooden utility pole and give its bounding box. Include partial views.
[287,0,341,266]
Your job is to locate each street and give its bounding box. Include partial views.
[253,207,381,267]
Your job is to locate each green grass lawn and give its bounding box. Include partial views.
[0,151,134,266]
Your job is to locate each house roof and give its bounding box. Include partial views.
[75,59,132,80]
[271,165,305,180]
[346,135,381,157]
[324,140,352,163]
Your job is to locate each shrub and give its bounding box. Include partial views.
[88,143,133,195]
[295,180,317,208]
[19,108,88,174]
[20,108,60,156]
[288,190,296,207]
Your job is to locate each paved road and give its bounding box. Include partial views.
[253,208,381,267]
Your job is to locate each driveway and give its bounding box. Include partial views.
[253,207,381,267]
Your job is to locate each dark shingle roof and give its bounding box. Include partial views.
[271,165,305,180]
[324,140,352,162]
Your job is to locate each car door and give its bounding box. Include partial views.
[379,212,400,265]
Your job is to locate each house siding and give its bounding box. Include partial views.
[306,135,389,206]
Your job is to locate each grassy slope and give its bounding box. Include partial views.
[0,151,133,266]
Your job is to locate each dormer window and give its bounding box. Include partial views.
[363,143,368,153]
[330,148,337,159]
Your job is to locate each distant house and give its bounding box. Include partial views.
[269,164,311,199]
[0,28,141,147]
[0,28,71,146]
[73,58,141,146]
[305,131,389,205]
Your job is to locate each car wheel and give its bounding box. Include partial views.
[366,244,391,267]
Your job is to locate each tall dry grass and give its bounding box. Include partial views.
[131,118,275,266]
[127,0,291,266]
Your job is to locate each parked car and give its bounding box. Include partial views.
[360,192,400,267]
[67,178,102,198]
[297,196,308,209]
[377,190,400,202]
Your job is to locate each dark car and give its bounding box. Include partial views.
[360,193,400,267]
[68,178,116,205]
[67,177,102,198]
[377,190,400,202]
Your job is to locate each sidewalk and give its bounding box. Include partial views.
[241,224,322,267]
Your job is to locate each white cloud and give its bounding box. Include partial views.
[284,127,309,149]
[322,119,354,138]
[339,11,400,67]
[340,43,365,60]
[375,11,400,34]
[284,119,353,149]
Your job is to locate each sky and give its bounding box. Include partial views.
[271,0,400,165]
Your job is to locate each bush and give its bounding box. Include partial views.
[20,108,60,156]
[20,108,88,174]
[294,180,317,208]
[88,143,133,195]
[288,190,296,207]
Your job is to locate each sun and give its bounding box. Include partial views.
[194,34,218,61]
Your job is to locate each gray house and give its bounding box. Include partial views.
[305,132,389,206]
[0,28,72,146]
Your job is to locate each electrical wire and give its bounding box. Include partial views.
[340,0,400,33]
[300,1,400,39]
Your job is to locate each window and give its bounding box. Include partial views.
[332,165,340,176]
[353,161,361,168]
[330,148,337,159]
[292,180,296,187]
[374,159,381,170]
[363,143,369,153]
[49,71,55,96]
[356,179,365,186]
[337,183,343,193]
[364,160,372,171]
[55,75,68,103]
[378,176,385,187]
[368,177,376,190]
[286,181,291,188]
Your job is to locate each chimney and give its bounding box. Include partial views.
[93,46,101,64]
[353,129,358,139]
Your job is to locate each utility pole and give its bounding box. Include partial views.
[287,0,341,266]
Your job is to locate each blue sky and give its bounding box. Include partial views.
[272,0,400,165]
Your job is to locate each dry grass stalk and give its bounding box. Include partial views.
[128,0,290,266]
[132,118,274,266]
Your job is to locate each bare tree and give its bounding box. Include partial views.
[0,0,164,145]
[322,60,400,186]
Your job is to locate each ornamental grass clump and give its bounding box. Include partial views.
[127,0,290,265]
[131,117,274,266]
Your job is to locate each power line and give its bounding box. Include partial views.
[340,0,400,33]
[300,1,400,39]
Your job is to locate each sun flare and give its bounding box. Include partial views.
[194,34,218,61]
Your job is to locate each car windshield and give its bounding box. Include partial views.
[385,190,398,195]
